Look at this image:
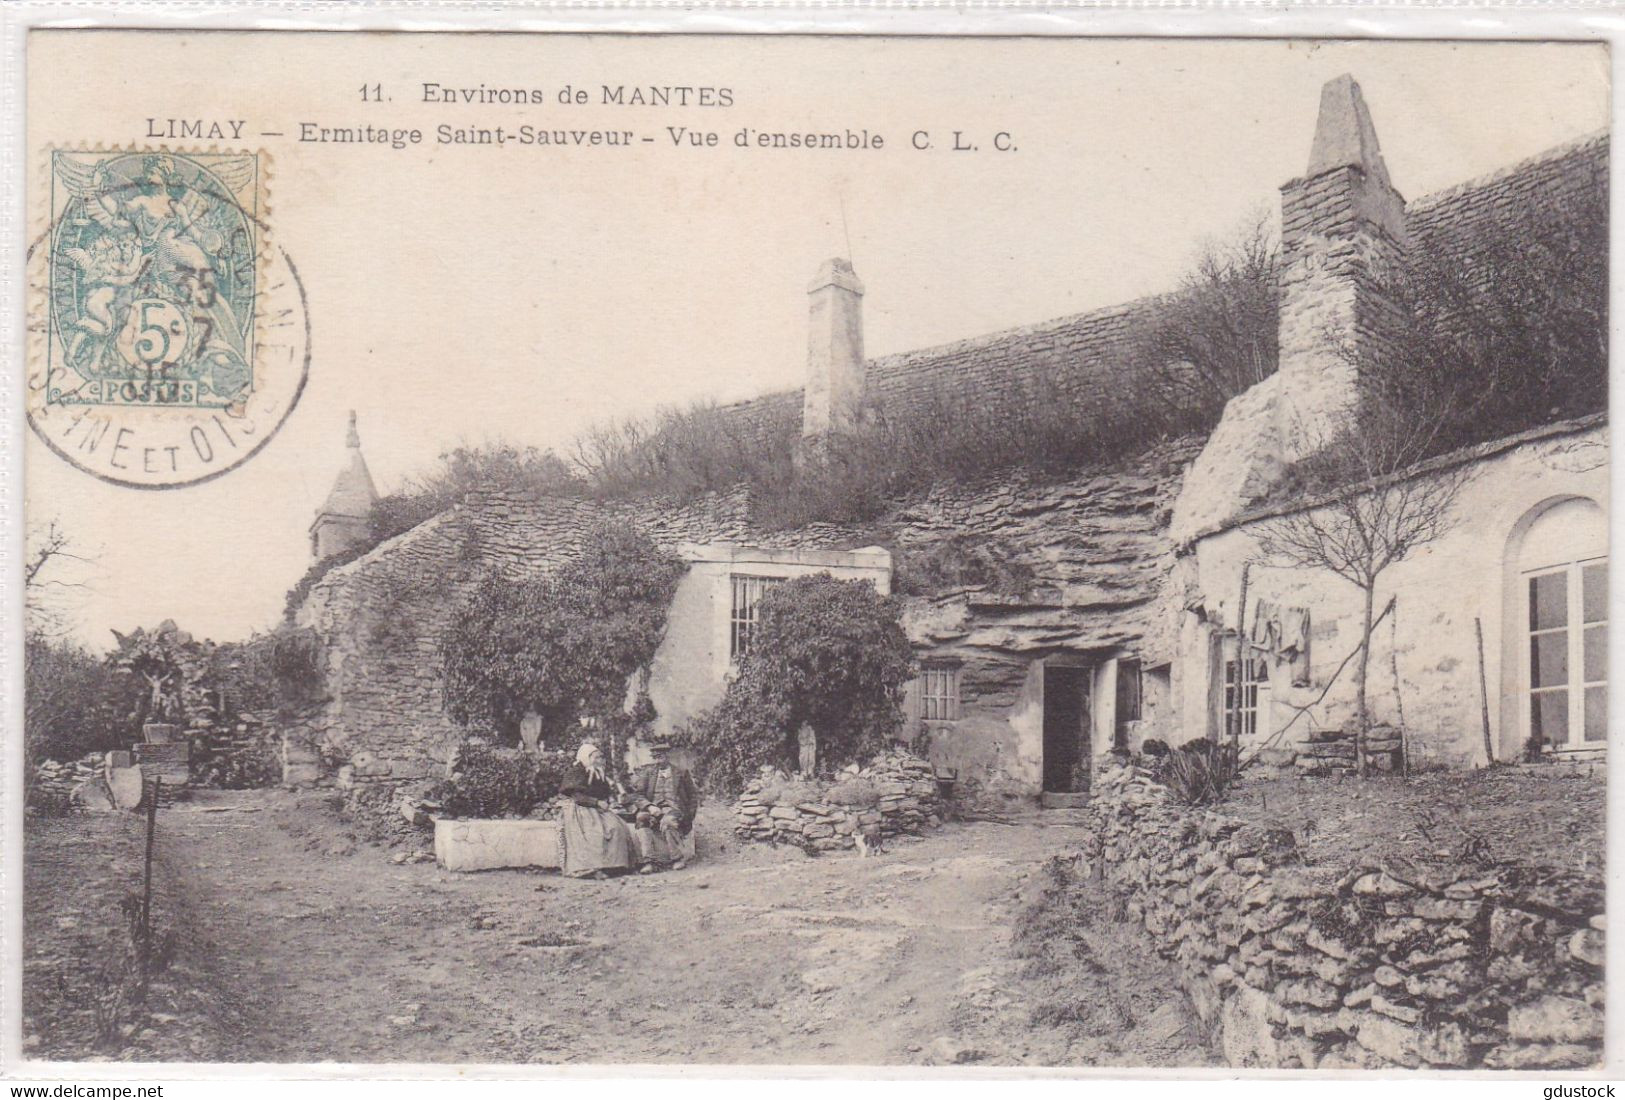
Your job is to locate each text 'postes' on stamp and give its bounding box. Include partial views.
[27,148,309,490]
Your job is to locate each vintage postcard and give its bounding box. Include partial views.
[11,22,1614,1077]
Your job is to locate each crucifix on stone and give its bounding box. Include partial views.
[144,671,174,721]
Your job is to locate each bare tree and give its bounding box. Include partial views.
[25,519,73,587]
[1255,410,1471,776]
[25,518,96,636]
[23,522,125,788]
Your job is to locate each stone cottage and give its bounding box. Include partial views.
[1163,77,1608,771]
[290,74,1606,796]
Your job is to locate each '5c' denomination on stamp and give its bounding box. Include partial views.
[27,148,309,489]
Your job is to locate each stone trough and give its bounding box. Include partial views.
[434,818,564,872]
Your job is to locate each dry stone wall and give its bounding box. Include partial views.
[1292,720,1406,775]
[865,296,1174,423]
[709,296,1177,443]
[1408,133,1606,274]
[727,135,1605,456]
[1083,762,1603,1070]
[732,751,945,851]
[32,754,106,806]
[295,489,756,786]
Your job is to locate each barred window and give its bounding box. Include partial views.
[920,665,960,722]
[730,575,784,660]
[1223,649,1270,741]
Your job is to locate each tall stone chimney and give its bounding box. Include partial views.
[1275,74,1407,460]
[802,257,866,437]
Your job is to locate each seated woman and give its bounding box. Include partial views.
[559,742,635,880]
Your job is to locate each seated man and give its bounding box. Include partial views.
[630,741,699,873]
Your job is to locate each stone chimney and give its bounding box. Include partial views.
[1275,74,1407,460]
[310,410,379,561]
[802,257,866,437]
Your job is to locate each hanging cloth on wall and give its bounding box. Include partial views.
[1249,598,1282,651]
[1281,606,1312,687]
[1247,599,1313,688]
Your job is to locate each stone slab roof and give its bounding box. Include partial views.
[312,412,380,528]
[715,131,1608,440]
[313,448,379,525]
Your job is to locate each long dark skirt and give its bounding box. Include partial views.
[560,801,634,876]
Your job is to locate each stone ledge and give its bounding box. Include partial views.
[434,818,563,872]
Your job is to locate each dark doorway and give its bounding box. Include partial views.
[1042,665,1091,793]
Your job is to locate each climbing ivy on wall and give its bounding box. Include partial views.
[440,523,685,743]
[677,574,915,793]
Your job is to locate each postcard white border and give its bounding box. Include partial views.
[1,2,1621,1092]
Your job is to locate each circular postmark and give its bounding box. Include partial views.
[26,149,309,489]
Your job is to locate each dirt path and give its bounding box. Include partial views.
[30,789,1211,1067]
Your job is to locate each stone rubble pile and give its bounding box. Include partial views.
[33,750,184,809]
[1083,760,1603,1070]
[1294,720,1404,775]
[198,710,273,760]
[32,754,105,801]
[733,750,944,851]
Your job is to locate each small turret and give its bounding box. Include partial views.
[309,410,379,561]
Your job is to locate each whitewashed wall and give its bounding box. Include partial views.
[1172,422,1606,767]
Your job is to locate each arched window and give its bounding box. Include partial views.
[1516,498,1607,751]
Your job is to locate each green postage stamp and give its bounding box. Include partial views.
[28,147,308,489]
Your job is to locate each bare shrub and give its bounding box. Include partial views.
[1135,210,1280,421]
[574,401,798,500]
[1392,169,1607,452]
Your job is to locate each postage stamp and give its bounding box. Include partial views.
[26,147,308,489]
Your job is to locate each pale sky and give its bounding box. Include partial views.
[24,33,1610,649]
